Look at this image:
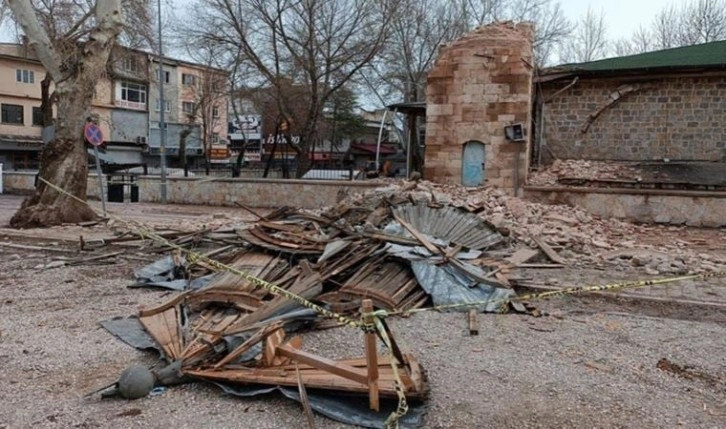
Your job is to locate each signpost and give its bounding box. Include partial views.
[84,122,107,216]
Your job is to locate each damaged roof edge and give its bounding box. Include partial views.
[538,39,726,80]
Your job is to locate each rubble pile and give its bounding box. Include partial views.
[332,180,726,275]
[97,177,724,427]
[527,159,640,186]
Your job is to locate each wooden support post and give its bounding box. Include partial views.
[362,299,380,412]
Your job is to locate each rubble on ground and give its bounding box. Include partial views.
[334,180,725,276]
[527,159,640,186]
[96,178,724,427]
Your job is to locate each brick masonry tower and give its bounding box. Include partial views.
[425,22,534,195]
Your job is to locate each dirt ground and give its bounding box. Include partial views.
[0,195,725,429]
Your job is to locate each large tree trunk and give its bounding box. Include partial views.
[10,81,98,228]
[7,0,124,228]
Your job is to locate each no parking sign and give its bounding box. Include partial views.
[84,123,104,146]
[85,122,107,215]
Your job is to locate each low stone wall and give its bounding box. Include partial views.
[1,171,36,194]
[2,171,381,209]
[136,176,380,208]
[524,186,726,227]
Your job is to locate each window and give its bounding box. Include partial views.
[212,132,220,144]
[32,106,43,126]
[2,104,24,124]
[182,73,196,86]
[16,69,34,84]
[158,69,170,84]
[155,99,171,112]
[182,101,196,114]
[120,82,147,104]
[212,105,219,118]
[122,57,141,73]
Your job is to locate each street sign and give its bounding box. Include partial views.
[84,123,104,147]
[84,122,107,216]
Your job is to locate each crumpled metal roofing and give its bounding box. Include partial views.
[410,261,514,312]
[392,204,503,250]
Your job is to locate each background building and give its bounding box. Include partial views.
[0,43,229,172]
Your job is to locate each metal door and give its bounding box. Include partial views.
[462,141,485,187]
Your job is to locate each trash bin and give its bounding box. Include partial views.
[108,183,124,202]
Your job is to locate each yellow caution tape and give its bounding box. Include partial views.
[36,177,726,426]
[38,178,365,329]
[369,270,726,319]
[374,317,409,429]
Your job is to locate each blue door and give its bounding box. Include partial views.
[462,141,485,187]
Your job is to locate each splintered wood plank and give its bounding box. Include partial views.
[188,290,263,313]
[276,345,369,386]
[277,355,393,370]
[363,300,379,411]
[532,236,567,265]
[507,248,541,266]
[139,306,183,360]
[404,353,427,393]
[213,322,283,369]
[271,336,303,367]
[392,210,440,254]
[186,366,424,398]
[138,293,188,318]
[201,251,280,293]
[262,327,286,367]
[296,364,316,429]
[337,259,419,311]
[234,272,322,330]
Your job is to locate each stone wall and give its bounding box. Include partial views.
[135,177,379,208]
[524,185,726,227]
[541,75,726,162]
[2,171,379,209]
[1,171,35,194]
[425,22,534,194]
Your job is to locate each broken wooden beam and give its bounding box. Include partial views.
[276,345,369,386]
[295,364,316,429]
[532,236,567,265]
[213,322,283,369]
[362,299,379,411]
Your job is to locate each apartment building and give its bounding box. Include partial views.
[148,59,228,165]
[0,42,228,171]
[0,43,49,169]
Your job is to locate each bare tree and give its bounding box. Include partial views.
[453,0,574,65]
[651,0,726,49]
[458,0,506,26]
[373,0,467,103]
[559,6,609,63]
[190,0,397,177]
[678,0,726,44]
[507,0,573,65]
[6,0,132,227]
[613,26,653,56]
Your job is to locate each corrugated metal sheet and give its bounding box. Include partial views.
[393,204,503,250]
[410,261,514,312]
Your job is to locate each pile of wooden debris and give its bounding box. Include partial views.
[100,179,724,426]
[103,182,550,427]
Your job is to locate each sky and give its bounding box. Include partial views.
[1,0,671,45]
[559,0,665,39]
